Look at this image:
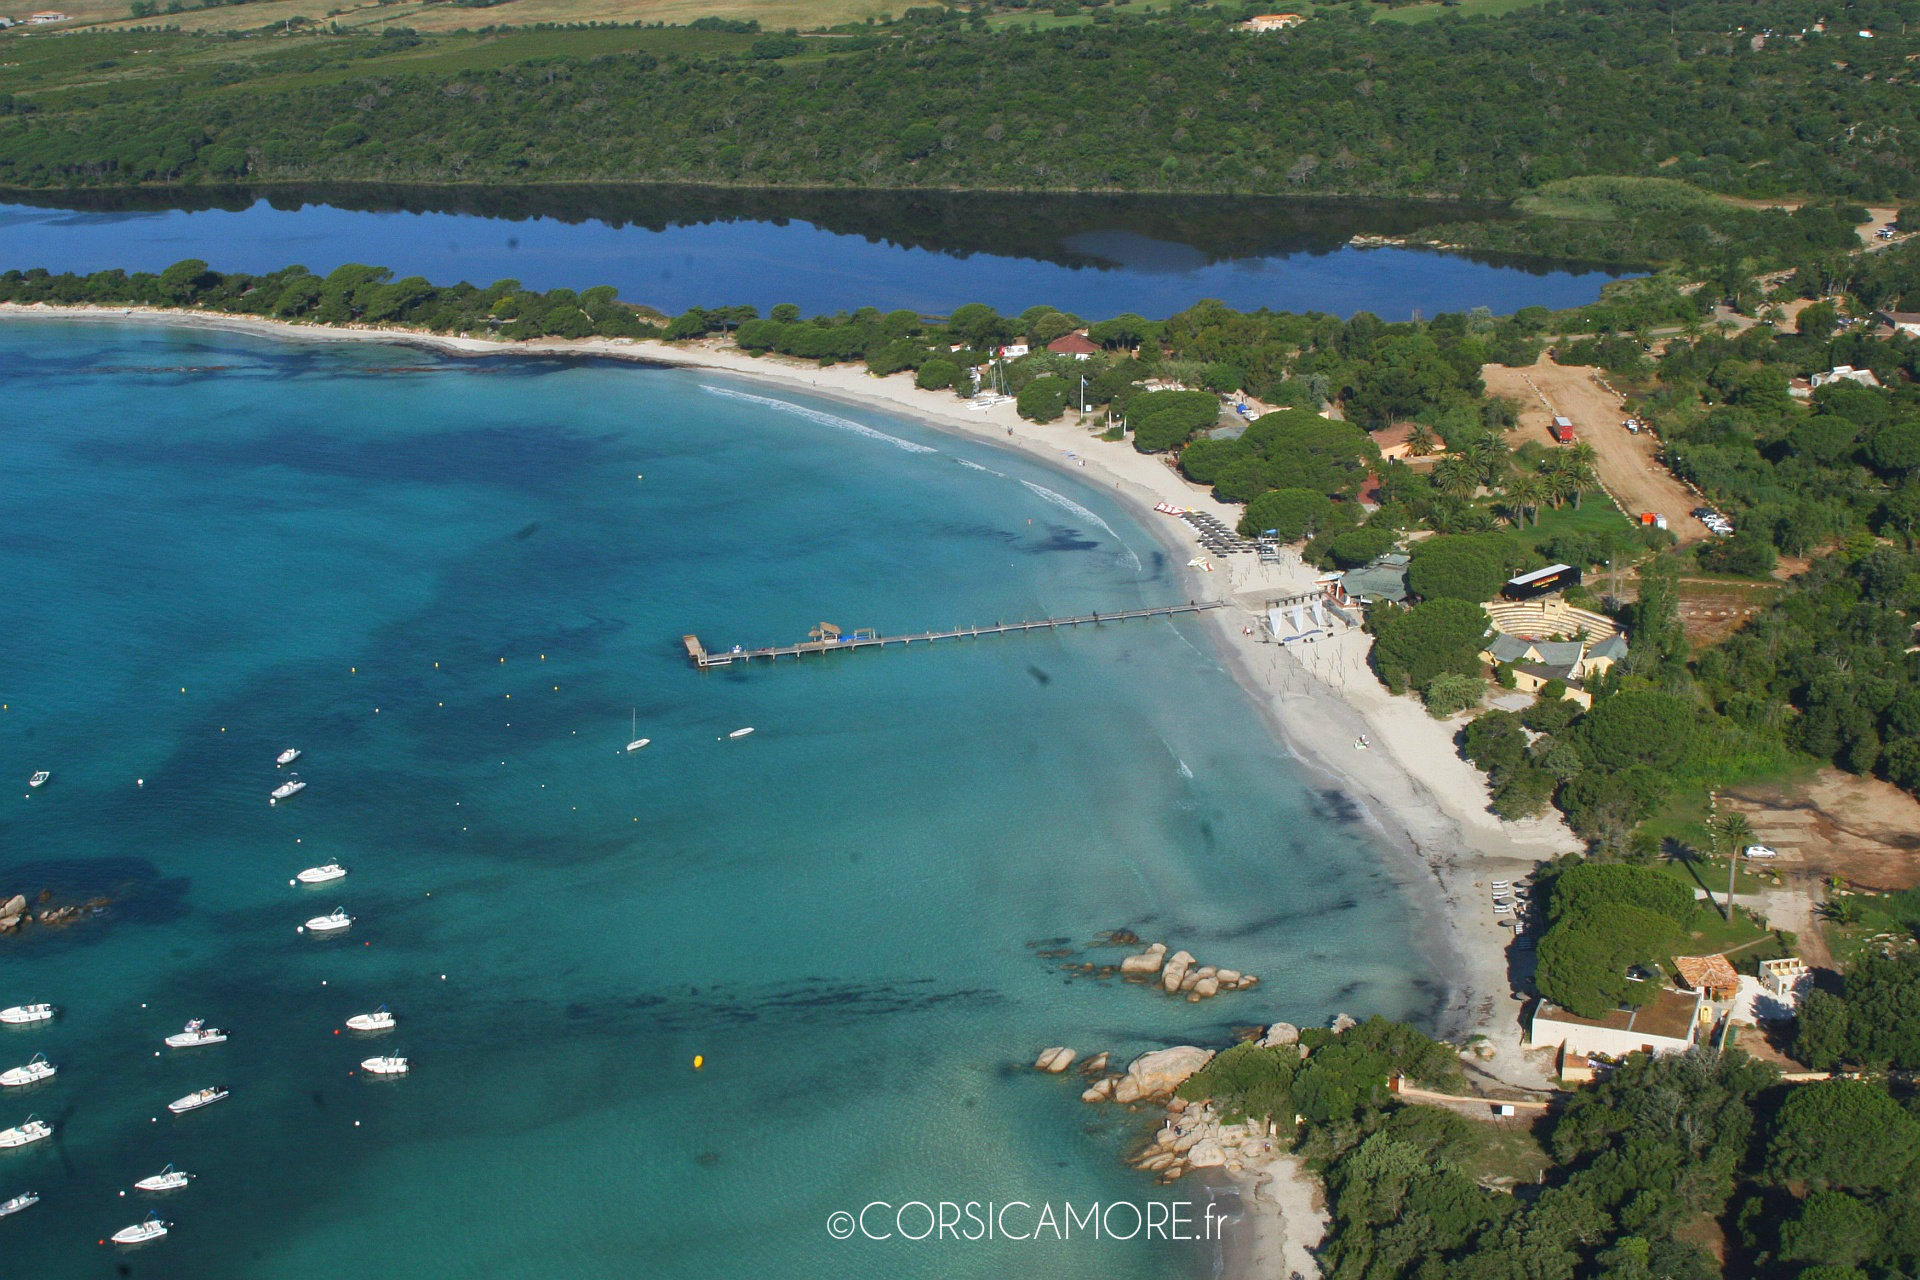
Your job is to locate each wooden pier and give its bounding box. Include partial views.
[683,601,1226,669]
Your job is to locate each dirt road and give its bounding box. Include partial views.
[1482,354,1715,544]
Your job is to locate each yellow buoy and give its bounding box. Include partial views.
[693,1055,704,1070]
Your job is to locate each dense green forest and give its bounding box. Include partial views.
[1178,1017,1920,1280]
[4,0,1920,209]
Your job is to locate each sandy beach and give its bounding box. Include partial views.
[2,301,1573,1273]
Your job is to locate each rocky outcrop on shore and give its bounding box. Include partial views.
[1129,1098,1284,1182]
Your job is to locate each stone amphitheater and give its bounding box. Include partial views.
[1483,598,1620,641]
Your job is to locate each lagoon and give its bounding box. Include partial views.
[0,185,1628,320]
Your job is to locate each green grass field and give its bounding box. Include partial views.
[1381,0,1548,25]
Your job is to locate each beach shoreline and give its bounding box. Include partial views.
[2,300,1571,1274]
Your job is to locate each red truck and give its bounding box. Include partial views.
[1549,416,1576,444]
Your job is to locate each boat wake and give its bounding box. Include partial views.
[700,385,938,455]
[954,457,1006,477]
[1019,482,1142,571]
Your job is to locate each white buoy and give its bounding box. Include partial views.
[297,926,304,933]
[289,879,297,886]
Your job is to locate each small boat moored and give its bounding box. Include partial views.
[345,1005,395,1033]
[26,772,48,789]
[0,1054,55,1087]
[726,727,755,739]
[0,1005,54,1026]
[625,709,648,753]
[359,1055,409,1076]
[269,776,306,805]
[0,1116,51,1148]
[111,1213,170,1245]
[295,863,348,885]
[163,1020,228,1049]
[275,748,302,767]
[133,1164,192,1193]
[166,1087,228,1115]
[303,908,353,934]
[0,1190,37,1217]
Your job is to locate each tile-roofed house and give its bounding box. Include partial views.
[1673,955,1741,1001]
[1046,332,1099,359]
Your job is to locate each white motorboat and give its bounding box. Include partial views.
[166,1087,228,1114]
[304,908,353,934]
[345,1005,395,1032]
[295,863,348,885]
[276,748,302,767]
[727,727,755,739]
[269,777,306,804]
[133,1164,192,1193]
[26,772,48,789]
[625,709,649,753]
[0,1191,37,1217]
[0,1054,55,1087]
[111,1213,170,1245]
[0,1005,53,1026]
[163,1020,227,1049]
[360,1055,409,1075]
[0,1116,51,1148]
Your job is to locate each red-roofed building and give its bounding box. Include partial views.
[1047,332,1099,360]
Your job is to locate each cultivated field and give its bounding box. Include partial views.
[27,0,897,36]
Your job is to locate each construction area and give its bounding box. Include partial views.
[1481,353,1717,545]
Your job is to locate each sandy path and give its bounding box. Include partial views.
[1483,352,1712,544]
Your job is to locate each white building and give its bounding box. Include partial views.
[1528,986,1704,1061]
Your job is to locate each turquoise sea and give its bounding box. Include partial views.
[0,319,1441,1279]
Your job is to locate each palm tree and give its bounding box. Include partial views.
[1406,423,1437,457]
[1564,442,1600,509]
[1709,811,1754,921]
[1467,434,1510,487]
[1540,455,1578,509]
[1432,455,1479,500]
[1503,473,1547,528]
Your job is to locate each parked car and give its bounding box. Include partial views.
[1744,844,1779,859]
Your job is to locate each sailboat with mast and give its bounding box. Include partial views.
[625,709,648,753]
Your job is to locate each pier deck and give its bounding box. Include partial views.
[684,601,1226,669]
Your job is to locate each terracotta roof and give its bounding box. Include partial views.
[1047,332,1099,355]
[1673,954,1740,993]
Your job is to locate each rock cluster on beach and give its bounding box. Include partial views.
[1129,1098,1285,1182]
